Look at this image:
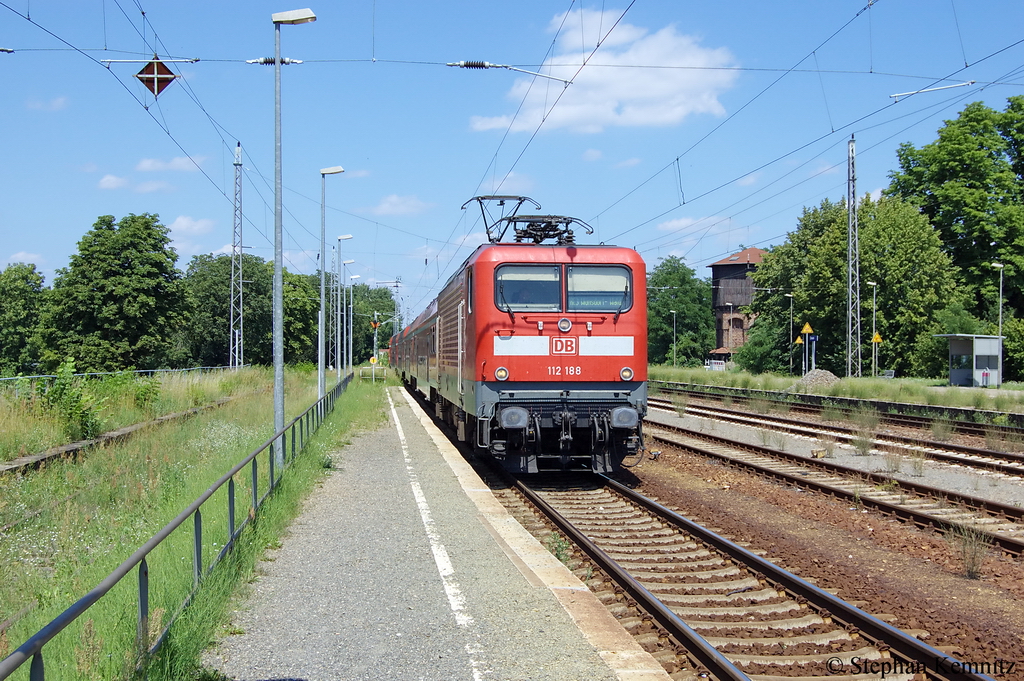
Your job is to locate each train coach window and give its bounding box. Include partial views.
[567,265,631,312]
[495,265,561,312]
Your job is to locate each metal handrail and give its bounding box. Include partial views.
[0,374,351,679]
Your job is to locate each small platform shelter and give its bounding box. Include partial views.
[933,334,1003,387]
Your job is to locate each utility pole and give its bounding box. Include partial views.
[329,244,337,376]
[377,279,403,335]
[229,142,244,368]
[846,134,862,377]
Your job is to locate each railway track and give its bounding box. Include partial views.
[488,471,993,680]
[648,397,1024,481]
[651,381,1024,438]
[641,413,1024,556]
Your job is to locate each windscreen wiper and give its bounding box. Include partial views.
[614,284,629,323]
[499,283,515,323]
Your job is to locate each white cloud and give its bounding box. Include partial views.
[346,169,371,178]
[369,194,431,216]
[457,232,489,248]
[736,172,760,186]
[657,216,700,232]
[480,171,535,195]
[26,96,68,111]
[470,9,738,133]
[169,239,204,258]
[656,215,730,238]
[284,249,320,274]
[6,251,43,265]
[136,156,203,172]
[583,149,603,161]
[812,162,842,177]
[616,158,641,168]
[169,216,216,235]
[80,162,99,173]
[135,180,173,193]
[98,174,128,189]
[211,243,233,256]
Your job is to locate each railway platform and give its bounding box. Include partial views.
[204,387,668,681]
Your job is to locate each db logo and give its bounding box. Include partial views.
[552,337,577,355]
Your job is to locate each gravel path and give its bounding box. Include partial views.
[204,387,619,681]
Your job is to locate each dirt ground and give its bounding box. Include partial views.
[626,447,1024,671]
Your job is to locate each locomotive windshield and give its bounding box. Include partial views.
[494,263,632,313]
[495,265,561,312]
[567,265,631,312]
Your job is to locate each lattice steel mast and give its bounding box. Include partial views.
[846,135,862,377]
[230,142,245,367]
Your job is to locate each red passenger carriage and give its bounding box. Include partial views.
[391,197,647,472]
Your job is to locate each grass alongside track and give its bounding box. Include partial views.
[152,377,394,681]
[0,368,269,464]
[0,368,369,680]
[649,365,1024,414]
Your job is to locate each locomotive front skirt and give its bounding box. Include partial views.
[392,239,647,473]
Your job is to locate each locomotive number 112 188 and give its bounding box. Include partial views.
[548,365,583,376]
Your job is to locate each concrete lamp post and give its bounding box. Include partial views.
[338,245,353,377]
[258,7,316,465]
[318,167,343,398]
[993,263,1004,388]
[866,282,877,377]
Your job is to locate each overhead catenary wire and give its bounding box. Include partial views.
[606,34,1024,247]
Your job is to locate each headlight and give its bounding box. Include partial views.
[610,406,639,429]
[500,406,530,429]
[557,318,572,333]
[495,366,509,381]
[619,366,634,381]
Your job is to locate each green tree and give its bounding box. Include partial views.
[887,98,1024,323]
[733,318,789,374]
[182,253,273,366]
[350,283,399,364]
[282,270,319,364]
[0,262,45,375]
[743,199,847,375]
[1002,316,1024,383]
[747,197,963,377]
[36,214,184,372]
[858,197,965,377]
[646,256,715,366]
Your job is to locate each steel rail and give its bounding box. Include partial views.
[600,476,997,681]
[509,476,749,681]
[645,421,1024,556]
[651,380,1024,433]
[649,397,1024,477]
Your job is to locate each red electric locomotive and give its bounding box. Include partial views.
[391,197,647,473]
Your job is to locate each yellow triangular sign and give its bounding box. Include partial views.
[872,332,882,343]
[801,322,813,335]
[794,336,804,345]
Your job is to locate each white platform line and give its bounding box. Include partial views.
[386,390,488,680]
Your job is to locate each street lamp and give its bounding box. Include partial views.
[256,7,316,465]
[993,263,1004,388]
[670,310,677,367]
[866,282,877,377]
[349,274,361,369]
[784,293,793,375]
[337,236,354,378]
[318,167,343,398]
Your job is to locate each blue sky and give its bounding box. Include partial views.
[3,1,1023,321]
